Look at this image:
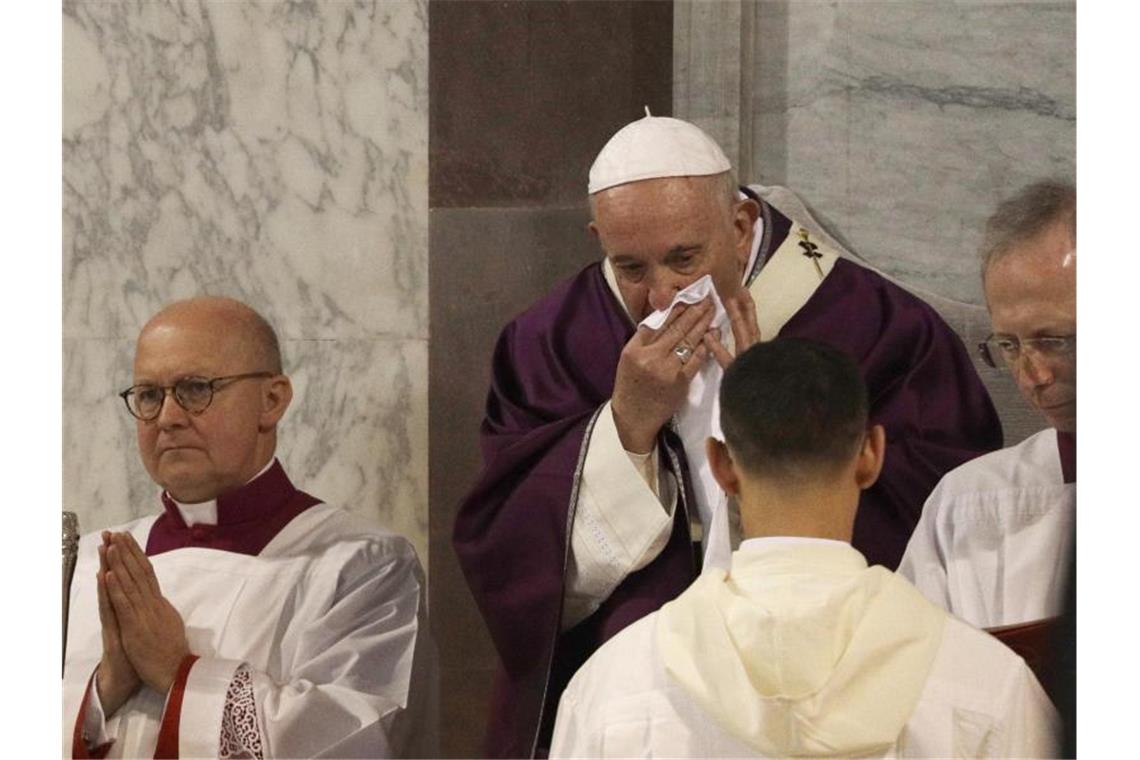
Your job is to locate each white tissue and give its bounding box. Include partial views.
[638,275,733,571]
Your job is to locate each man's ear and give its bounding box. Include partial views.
[854,424,886,491]
[587,220,600,241]
[706,437,741,497]
[733,197,760,263]
[259,375,293,431]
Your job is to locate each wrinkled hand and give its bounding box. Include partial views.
[703,288,761,368]
[95,532,141,716]
[612,299,716,453]
[103,532,190,696]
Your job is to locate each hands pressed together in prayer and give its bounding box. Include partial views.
[95,531,190,716]
[612,288,761,454]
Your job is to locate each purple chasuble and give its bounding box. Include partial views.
[453,197,1002,758]
[146,460,321,557]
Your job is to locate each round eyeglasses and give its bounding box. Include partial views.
[119,372,275,421]
[977,335,1075,370]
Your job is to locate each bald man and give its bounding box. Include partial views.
[63,297,436,758]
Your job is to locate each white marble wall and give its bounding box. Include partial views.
[676,0,1074,306]
[63,0,429,561]
[675,0,1073,444]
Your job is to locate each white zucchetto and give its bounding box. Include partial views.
[588,109,732,195]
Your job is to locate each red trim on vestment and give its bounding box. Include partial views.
[72,669,113,758]
[1057,430,1076,484]
[153,654,200,759]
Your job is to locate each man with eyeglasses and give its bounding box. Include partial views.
[63,296,437,758]
[899,180,1076,633]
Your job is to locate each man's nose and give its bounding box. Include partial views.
[155,390,190,428]
[647,279,681,313]
[1016,348,1055,388]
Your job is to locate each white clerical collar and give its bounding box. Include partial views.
[168,458,277,527]
[739,535,849,550]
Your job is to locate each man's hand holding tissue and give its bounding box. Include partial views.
[612,298,717,454]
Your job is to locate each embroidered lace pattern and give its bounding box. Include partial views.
[219,665,264,759]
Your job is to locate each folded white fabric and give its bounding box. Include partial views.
[639,275,733,570]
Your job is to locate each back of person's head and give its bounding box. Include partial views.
[720,337,868,482]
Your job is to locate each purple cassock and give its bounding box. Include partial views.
[453,192,1003,757]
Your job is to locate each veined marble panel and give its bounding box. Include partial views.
[63,0,429,559]
[675,1,1072,442]
[681,1,1074,305]
[62,338,139,533]
[673,0,745,171]
[64,0,427,339]
[286,337,429,561]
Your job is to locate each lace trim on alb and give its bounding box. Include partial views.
[219,664,263,759]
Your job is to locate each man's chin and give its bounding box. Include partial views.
[1041,403,1076,433]
[157,466,217,504]
[1051,417,1077,434]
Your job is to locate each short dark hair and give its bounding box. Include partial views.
[719,338,868,480]
[981,180,1076,278]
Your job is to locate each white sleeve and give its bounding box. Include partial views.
[81,673,113,748]
[563,401,678,630]
[173,541,437,759]
[548,674,598,758]
[897,484,953,612]
[992,661,1061,758]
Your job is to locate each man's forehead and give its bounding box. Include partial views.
[138,317,232,344]
[594,174,723,208]
[986,269,1075,335]
[594,179,724,236]
[133,320,242,375]
[1008,222,1074,265]
[987,226,1075,286]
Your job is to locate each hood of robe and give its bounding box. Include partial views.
[657,539,946,757]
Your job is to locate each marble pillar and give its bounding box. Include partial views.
[63,0,429,561]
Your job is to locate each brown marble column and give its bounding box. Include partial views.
[428,1,673,755]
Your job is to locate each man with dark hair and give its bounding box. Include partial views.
[454,114,1002,756]
[549,338,1057,758]
[900,180,1076,628]
[717,336,871,480]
